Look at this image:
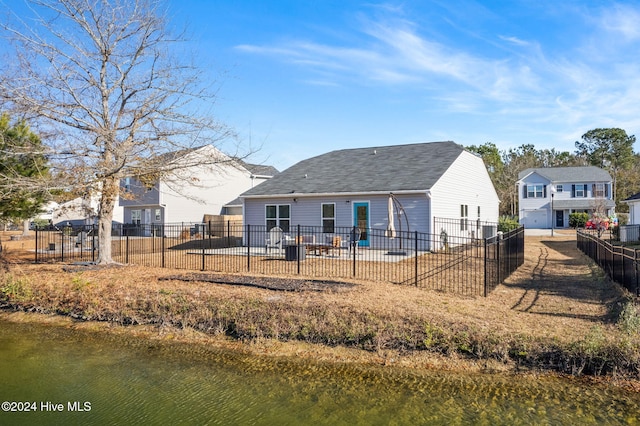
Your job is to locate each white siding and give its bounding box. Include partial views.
[118,145,272,225]
[518,172,552,229]
[627,201,640,225]
[161,164,253,224]
[430,151,499,238]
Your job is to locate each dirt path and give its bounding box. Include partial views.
[493,231,624,331]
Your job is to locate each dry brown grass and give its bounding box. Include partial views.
[1,229,639,378]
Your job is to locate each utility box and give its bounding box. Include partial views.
[620,225,640,242]
[285,244,306,261]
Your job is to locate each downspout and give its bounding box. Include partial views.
[426,191,432,249]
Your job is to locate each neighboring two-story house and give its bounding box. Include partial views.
[517,166,615,229]
[119,145,277,227]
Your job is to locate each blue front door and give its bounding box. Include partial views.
[353,202,370,247]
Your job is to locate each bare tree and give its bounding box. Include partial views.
[0,0,240,263]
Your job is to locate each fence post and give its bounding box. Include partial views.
[92,224,96,263]
[34,227,38,263]
[296,224,301,275]
[483,237,488,297]
[161,225,165,268]
[352,226,357,278]
[201,224,206,271]
[414,230,418,286]
[621,247,625,286]
[246,224,251,272]
[433,216,436,255]
[633,249,640,296]
[125,234,129,264]
[61,229,65,263]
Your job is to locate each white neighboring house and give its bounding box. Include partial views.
[119,145,277,227]
[622,193,640,224]
[517,166,615,229]
[33,200,59,222]
[52,193,124,226]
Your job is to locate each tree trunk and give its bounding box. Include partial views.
[95,176,119,264]
[22,219,30,236]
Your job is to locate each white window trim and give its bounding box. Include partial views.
[460,204,468,231]
[265,204,291,231]
[594,183,605,198]
[527,184,544,198]
[321,203,336,233]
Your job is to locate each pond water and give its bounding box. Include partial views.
[0,320,638,425]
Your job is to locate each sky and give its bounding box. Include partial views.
[5,0,640,172]
[165,0,640,172]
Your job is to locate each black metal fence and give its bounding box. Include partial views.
[577,229,640,297]
[35,220,525,297]
[484,226,525,296]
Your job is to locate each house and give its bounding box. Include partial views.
[240,141,500,249]
[517,166,615,229]
[51,194,123,227]
[119,145,277,227]
[622,192,640,224]
[33,201,59,222]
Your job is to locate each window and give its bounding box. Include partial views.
[131,209,141,225]
[574,184,586,198]
[527,184,544,198]
[477,206,481,219]
[594,183,605,198]
[556,184,563,193]
[124,177,132,193]
[460,204,468,231]
[266,204,290,232]
[155,208,161,221]
[321,203,335,233]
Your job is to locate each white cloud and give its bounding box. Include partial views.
[235,4,640,150]
[498,35,531,46]
[599,4,640,41]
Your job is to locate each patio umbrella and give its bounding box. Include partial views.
[385,195,396,238]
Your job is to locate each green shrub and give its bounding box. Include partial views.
[617,213,629,226]
[618,300,640,335]
[498,215,520,232]
[569,212,589,228]
[0,274,33,302]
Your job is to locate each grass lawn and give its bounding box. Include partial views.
[1,230,639,382]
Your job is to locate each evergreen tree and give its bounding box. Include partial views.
[0,114,49,224]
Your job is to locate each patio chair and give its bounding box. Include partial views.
[265,227,284,254]
[323,235,343,256]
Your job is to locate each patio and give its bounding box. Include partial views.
[186,245,419,263]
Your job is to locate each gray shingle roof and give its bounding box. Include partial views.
[241,141,465,197]
[518,166,612,182]
[623,192,640,202]
[242,162,279,177]
[553,199,616,209]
